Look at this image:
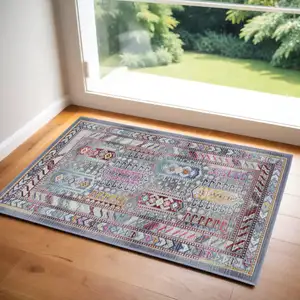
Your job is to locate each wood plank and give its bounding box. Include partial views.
[289,155,300,176]
[0,289,37,300]
[231,239,300,300]
[279,194,300,219]
[2,227,300,300]
[284,174,300,197]
[0,217,48,254]
[0,221,234,300]
[0,253,179,300]
[0,244,24,283]
[272,215,300,245]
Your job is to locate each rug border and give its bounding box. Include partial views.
[0,116,293,286]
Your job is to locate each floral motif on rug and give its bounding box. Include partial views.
[0,117,292,285]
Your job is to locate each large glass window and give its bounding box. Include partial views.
[93,0,300,98]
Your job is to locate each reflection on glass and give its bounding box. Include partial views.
[94,0,300,98]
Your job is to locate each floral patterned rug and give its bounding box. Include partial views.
[0,117,292,285]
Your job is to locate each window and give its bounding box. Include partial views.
[93,0,300,99]
[60,0,300,145]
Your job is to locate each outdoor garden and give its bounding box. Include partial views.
[95,0,300,97]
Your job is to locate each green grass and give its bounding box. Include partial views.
[100,54,121,78]
[136,52,300,98]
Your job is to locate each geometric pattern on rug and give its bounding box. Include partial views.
[0,117,292,285]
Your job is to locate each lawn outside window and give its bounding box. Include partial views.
[60,0,300,145]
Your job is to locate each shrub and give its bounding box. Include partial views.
[120,50,174,69]
[155,48,173,65]
[143,51,158,67]
[180,31,275,62]
[178,29,201,51]
[271,52,300,69]
[196,32,252,58]
[161,32,184,63]
[120,53,145,68]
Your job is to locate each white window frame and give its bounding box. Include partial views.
[58,0,300,145]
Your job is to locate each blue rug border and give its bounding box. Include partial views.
[0,116,293,286]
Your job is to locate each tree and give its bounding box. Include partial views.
[226,0,300,67]
[94,0,184,63]
[174,6,239,35]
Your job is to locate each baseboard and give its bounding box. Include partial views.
[0,96,70,161]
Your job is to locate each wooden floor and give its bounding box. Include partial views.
[0,105,300,300]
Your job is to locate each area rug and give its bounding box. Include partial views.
[0,117,292,285]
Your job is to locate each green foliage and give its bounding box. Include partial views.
[226,0,292,24]
[175,7,241,35]
[240,13,300,67]
[177,30,199,51]
[180,31,275,61]
[227,0,300,68]
[143,51,158,67]
[94,0,184,64]
[128,3,184,63]
[226,10,254,25]
[134,3,180,34]
[120,53,144,69]
[240,13,285,44]
[155,48,173,65]
[160,32,184,63]
[120,49,173,69]
[97,0,300,70]
[195,32,249,58]
[178,30,201,51]
[226,0,276,24]
[94,0,121,58]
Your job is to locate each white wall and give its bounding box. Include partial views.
[0,0,65,144]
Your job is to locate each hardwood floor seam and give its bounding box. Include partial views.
[26,250,178,300]
[278,213,300,220]
[271,237,300,247]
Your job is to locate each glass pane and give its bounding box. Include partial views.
[94,0,300,98]
[119,0,300,10]
[163,0,300,9]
